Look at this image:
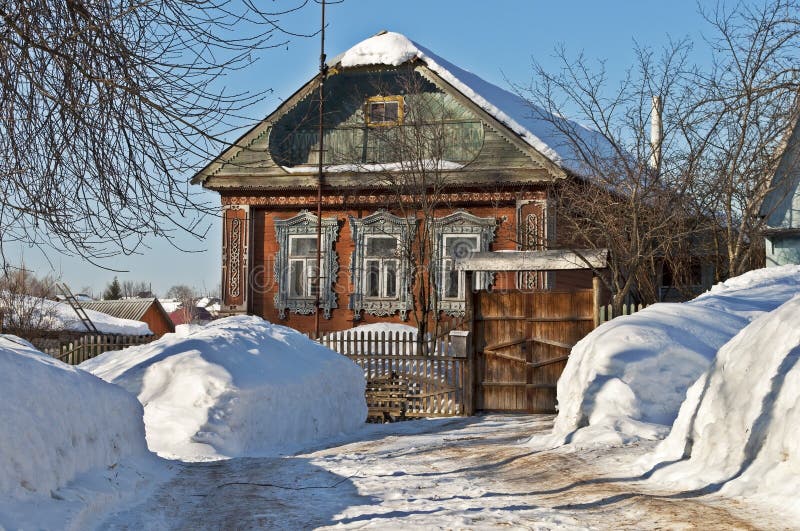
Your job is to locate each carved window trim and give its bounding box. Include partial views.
[273,211,339,319]
[349,211,414,320]
[432,211,496,316]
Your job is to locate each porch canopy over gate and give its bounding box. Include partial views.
[454,249,608,272]
[454,248,609,414]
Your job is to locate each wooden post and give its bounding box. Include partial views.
[592,275,601,329]
[463,270,476,416]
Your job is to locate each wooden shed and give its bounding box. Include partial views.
[81,298,175,337]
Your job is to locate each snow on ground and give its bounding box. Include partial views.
[81,316,367,461]
[99,415,785,530]
[638,293,800,518]
[0,335,167,529]
[538,265,800,447]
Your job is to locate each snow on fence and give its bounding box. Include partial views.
[318,330,469,419]
[597,302,647,324]
[33,333,154,365]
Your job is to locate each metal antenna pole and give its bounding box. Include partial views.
[314,0,326,339]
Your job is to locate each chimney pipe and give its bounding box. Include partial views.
[650,95,663,170]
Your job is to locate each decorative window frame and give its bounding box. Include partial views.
[349,211,414,320]
[273,211,339,319]
[365,95,404,127]
[432,211,496,316]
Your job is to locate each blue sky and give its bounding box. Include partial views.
[13,0,714,297]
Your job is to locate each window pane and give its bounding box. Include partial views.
[366,236,397,257]
[384,101,399,122]
[445,236,479,258]
[289,260,305,297]
[290,236,317,256]
[307,261,319,296]
[369,102,384,123]
[385,261,397,298]
[366,260,380,297]
[446,269,460,299]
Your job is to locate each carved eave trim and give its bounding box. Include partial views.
[220,189,546,208]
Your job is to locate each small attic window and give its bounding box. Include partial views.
[366,95,404,127]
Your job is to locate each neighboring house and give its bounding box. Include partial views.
[169,306,214,326]
[192,31,617,335]
[762,114,800,266]
[81,298,175,337]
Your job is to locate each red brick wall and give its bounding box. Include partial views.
[247,202,522,335]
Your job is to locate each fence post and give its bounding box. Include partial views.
[464,270,476,416]
[592,276,601,329]
[449,330,473,416]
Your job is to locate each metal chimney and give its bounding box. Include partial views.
[650,95,663,170]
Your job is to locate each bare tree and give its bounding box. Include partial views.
[0,0,312,264]
[166,284,197,323]
[337,71,482,341]
[516,40,697,309]
[121,280,152,298]
[681,0,800,277]
[0,267,59,339]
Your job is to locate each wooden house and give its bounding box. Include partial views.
[81,298,175,337]
[192,31,612,335]
[762,113,800,266]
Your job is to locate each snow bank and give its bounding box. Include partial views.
[332,31,613,173]
[1,295,152,335]
[0,335,162,528]
[544,265,800,446]
[638,294,800,516]
[82,316,367,461]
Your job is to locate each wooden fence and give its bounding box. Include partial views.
[597,302,648,324]
[33,333,154,365]
[319,330,469,419]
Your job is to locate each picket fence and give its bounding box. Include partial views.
[597,302,647,324]
[34,333,154,365]
[318,329,469,420]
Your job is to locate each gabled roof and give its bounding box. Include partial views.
[192,31,613,185]
[81,298,171,326]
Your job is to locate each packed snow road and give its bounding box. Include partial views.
[99,415,782,530]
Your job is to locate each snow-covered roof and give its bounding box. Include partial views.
[330,31,613,175]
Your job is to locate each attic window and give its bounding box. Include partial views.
[366,95,403,127]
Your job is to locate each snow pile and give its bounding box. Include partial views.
[82,316,367,461]
[638,294,800,515]
[0,335,161,528]
[333,31,613,173]
[544,265,800,446]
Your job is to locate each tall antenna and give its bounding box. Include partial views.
[314,0,327,339]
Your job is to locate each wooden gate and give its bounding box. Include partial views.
[472,289,594,413]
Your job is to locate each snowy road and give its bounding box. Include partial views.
[100,415,786,530]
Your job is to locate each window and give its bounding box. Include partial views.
[364,235,400,299]
[287,235,322,298]
[440,235,480,300]
[274,212,339,319]
[349,211,414,320]
[366,95,404,127]
[432,211,496,316]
